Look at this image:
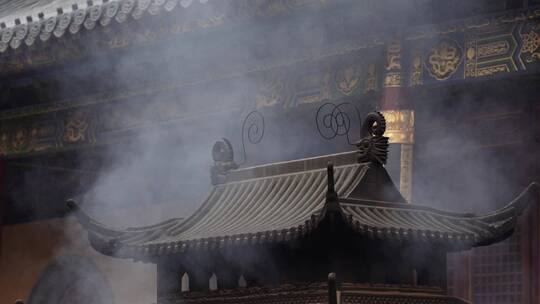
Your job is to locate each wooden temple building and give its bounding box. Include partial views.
[1,0,540,304]
[69,112,539,303]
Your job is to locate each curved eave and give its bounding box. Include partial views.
[339,182,540,250]
[67,199,122,238]
[107,214,325,258]
[67,199,184,256]
[69,163,366,259]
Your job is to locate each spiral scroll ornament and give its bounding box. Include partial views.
[239,110,265,165]
[315,102,361,146]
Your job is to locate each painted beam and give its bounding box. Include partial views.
[3,7,540,157]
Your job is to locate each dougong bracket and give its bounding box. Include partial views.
[356,112,389,165]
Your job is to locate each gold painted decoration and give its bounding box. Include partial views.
[256,75,286,108]
[464,35,477,78]
[335,65,361,95]
[12,128,29,151]
[476,64,509,76]
[63,110,90,143]
[425,39,463,80]
[386,41,402,71]
[380,109,415,202]
[410,54,423,86]
[0,132,8,155]
[477,41,510,59]
[380,110,414,144]
[295,72,331,105]
[383,72,402,88]
[473,25,518,77]
[521,28,540,62]
[365,64,377,92]
[384,40,403,87]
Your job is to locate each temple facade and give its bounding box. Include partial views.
[1,0,540,303]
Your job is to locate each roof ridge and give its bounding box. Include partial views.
[222,151,361,184]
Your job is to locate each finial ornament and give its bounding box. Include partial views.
[210,138,238,184]
[356,112,389,164]
[326,162,337,203]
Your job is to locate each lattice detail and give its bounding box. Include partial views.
[471,230,523,304]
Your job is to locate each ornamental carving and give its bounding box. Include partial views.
[256,75,286,108]
[356,112,389,165]
[0,132,8,155]
[210,138,238,185]
[464,35,477,78]
[385,41,402,71]
[12,128,28,151]
[335,65,360,95]
[410,55,422,86]
[63,110,90,143]
[425,39,463,80]
[521,28,540,62]
[364,64,377,92]
[383,41,403,87]
[295,72,331,105]
[380,110,414,144]
[477,41,509,59]
[383,72,402,87]
[476,64,509,77]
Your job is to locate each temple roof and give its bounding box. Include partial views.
[69,149,539,259]
[0,0,207,53]
[69,112,539,259]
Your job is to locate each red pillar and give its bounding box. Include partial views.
[449,251,472,301]
[520,185,540,304]
[380,40,410,111]
[0,160,4,257]
[380,39,415,202]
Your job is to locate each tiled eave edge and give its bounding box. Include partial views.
[88,212,324,259]
[92,183,538,260]
[0,0,208,54]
